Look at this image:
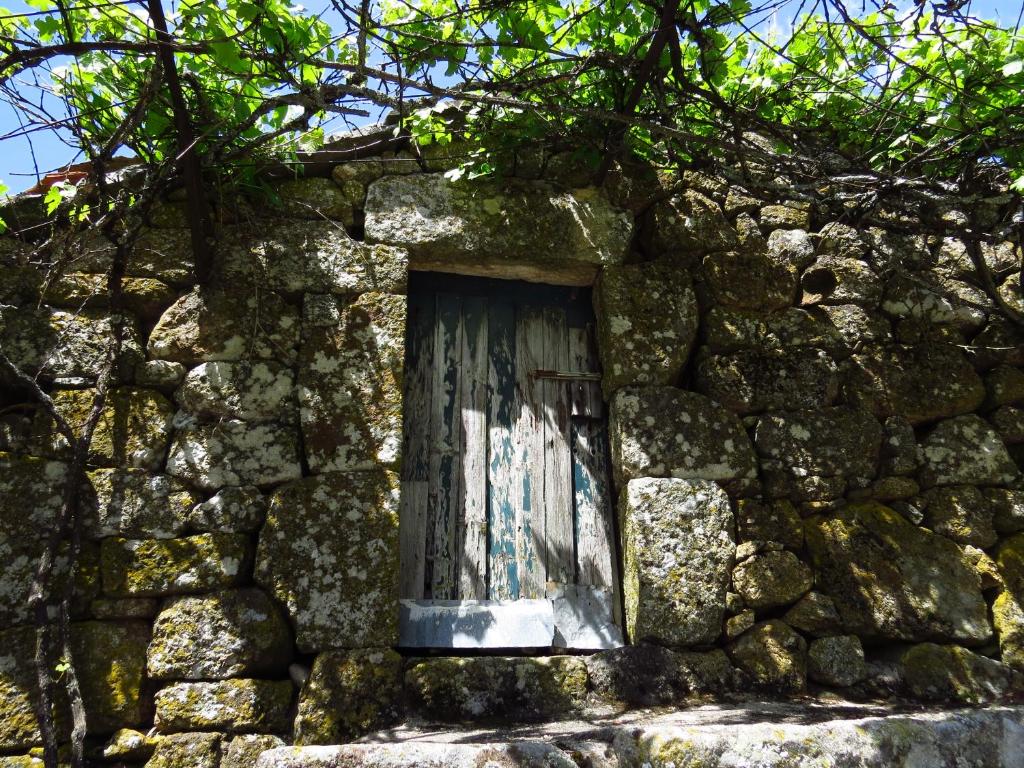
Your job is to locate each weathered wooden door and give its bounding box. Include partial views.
[399,272,620,649]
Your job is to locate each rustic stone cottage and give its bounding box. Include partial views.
[1,139,1023,766]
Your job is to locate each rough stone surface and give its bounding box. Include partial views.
[0,305,143,381]
[728,620,807,692]
[993,590,1024,670]
[881,273,988,331]
[148,288,300,366]
[594,261,697,394]
[365,175,632,280]
[0,628,43,751]
[166,420,303,491]
[732,551,813,609]
[990,488,1024,534]
[101,728,160,760]
[258,742,580,768]
[223,735,287,768]
[761,203,811,230]
[274,177,359,224]
[621,479,734,647]
[801,256,882,307]
[86,468,198,539]
[255,471,400,652]
[586,646,734,706]
[295,649,403,744]
[754,407,882,481]
[154,679,293,733]
[767,228,815,268]
[703,250,797,311]
[34,387,174,470]
[101,533,252,597]
[69,620,151,732]
[902,643,1016,704]
[695,348,838,414]
[298,293,405,473]
[644,190,737,262]
[610,388,757,487]
[734,498,803,549]
[222,220,407,295]
[135,359,187,390]
[804,502,991,643]
[986,364,1024,408]
[186,486,267,533]
[176,361,296,423]
[405,656,588,722]
[992,405,1024,444]
[843,345,985,425]
[145,732,222,768]
[918,414,1017,487]
[920,485,998,548]
[807,635,866,687]
[147,589,292,680]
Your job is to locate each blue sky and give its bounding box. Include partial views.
[0,0,1020,193]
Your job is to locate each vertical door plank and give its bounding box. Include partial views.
[570,326,617,593]
[399,293,434,599]
[486,301,518,600]
[515,306,546,599]
[458,297,489,599]
[428,293,463,599]
[568,326,602,419]
[572,420,617,590]
[542,307,574,585]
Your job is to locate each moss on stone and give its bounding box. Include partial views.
[101,533,252,597]
[902,643,1015,704]
[155,679,293,733]
[145,732,222,768]
[295,649,402,744]
[69,621,151,733]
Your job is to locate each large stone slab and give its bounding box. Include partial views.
[594,261,697,394]
[221,221,407,295]
[298,293,405,473]
[804,502,992,644]
[154,679,293,733]
[365,175,632,284]
[166,420,303,491]
[147,588,293,680]
[148,287,300,366]
[258,742,579,768]
[405,656,588,722]
[621,479,734,647]
[702,250,797,311]
[609,388,757,487]
[176,361,296,423]
[695,348,838,415]
[0,305,143,381]
[101,533,252,597]
[919,414,1018,487]
[295,649,403,744]
[255,471,400,652]
[644,190,737,264]
[85,468,198,539]
[754,407,882,482]
[843,344,985,425]
[33,387,174,470]
[0,627,45,751]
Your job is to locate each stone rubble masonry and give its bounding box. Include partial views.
[0,160,1023,764]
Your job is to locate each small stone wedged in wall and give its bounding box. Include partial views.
[731,551,813,610]
[620,478,734,647]
[294,648,403,744]
[154,679,294,733]
[594,261,698,396]
[298,292,405,473]
[222,734,287,768]
[804,502,991,644]
[364,174,633,284]
[609,387,757,488]
[147,287,300,367]
[144,731,222,768]
[101,532,253,597]
[165,420,303,491]
[782,592,842,637]
[807,635,866,687]
[918,485,998,548]
[186,485,267,533]
[147,588,292,681]
[404,656,588,722]
[255,471,400,652]
[101,727,161,761]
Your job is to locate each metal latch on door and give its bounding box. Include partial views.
[531,369,601,381]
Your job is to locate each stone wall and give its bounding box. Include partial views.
[1,148,1023,764]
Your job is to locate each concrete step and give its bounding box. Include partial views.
[256,702,1024,767]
